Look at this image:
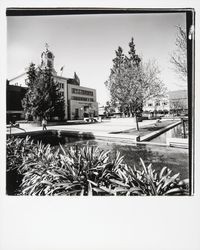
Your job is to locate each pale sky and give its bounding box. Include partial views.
[7,13,187,105]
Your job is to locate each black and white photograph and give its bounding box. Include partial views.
[6,8,194,196]
[1,1,200,250]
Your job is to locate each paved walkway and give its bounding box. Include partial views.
[8,118,184,146]
[8,118,156,136]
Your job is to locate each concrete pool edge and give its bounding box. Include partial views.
[140,121,181,142]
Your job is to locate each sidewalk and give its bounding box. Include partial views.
[7,118,157,143]
[13,118,155,134]
[7,118,183,145]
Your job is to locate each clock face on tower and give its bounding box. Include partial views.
[47,52,53,59]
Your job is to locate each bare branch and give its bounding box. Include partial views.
[170,26,187,82]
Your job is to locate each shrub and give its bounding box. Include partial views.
[6,136,189,196]
[7,136,34,171]
[6,136,37,194]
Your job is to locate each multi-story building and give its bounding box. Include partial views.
[8,45,98,121]
[143,90,188,117]
[6,83,27,123]
[67,84,98,120]
[143,96,170,117]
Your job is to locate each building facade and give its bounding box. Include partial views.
[68,84,98,120]
[143,96,170,117]
[8,45,98,121]
[6,84,27,123]
[143,90,188,116]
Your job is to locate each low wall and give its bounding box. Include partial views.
[140,121,181,142]
[166,138,188,149]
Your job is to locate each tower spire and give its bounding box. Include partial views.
[40,43,57,75]
[45,43,49,51]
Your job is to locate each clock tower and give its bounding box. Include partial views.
[40,43,57,74]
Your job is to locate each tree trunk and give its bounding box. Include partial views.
[135,114,139,131]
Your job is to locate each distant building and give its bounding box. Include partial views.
[8,45,98,121]
[143,90,188,116]
[6,84,27,123]
[168,90,188,115]
[143,96,170,117]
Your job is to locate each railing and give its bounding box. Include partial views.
[7,124,26,136]
[181,117,188,139]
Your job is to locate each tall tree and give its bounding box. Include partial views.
[170,26,187,82]
[105,38,165,130]
[22,63,37,120]
[22,63,65,121]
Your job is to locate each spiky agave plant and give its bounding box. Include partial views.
[121,158,189,195]
[7,136,34,171]
[19,144,123,195]
[7,136,189,196]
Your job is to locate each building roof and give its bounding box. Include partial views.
[8,72,27,82]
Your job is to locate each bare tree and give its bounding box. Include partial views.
[140,60,166,101]
[170,99,186,116]
[170,26,187,82]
